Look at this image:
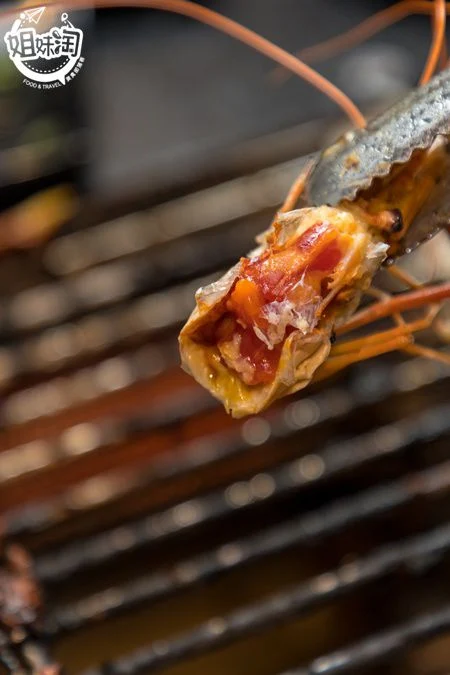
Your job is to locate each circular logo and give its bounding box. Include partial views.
[4,7,85,88]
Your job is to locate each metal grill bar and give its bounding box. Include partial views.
[2,376,359,537]
[2,157,306,344]
[0,626,57,675]
[0,383,216,491]
[35,402,450,583]
[43,156,312,278]
[4,64,450,675]
[0,269,214,400]
[46,517,450,638]
[0,627,24,674]
[282,607,450,674]
[75,522,450,675]
[5,350,449,538]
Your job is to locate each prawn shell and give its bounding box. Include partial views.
[179,207,383,418]
[307,69,450,207]
[400,146,450,254]
[180,320,330,418]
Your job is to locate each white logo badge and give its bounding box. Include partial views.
[4,7,85,88]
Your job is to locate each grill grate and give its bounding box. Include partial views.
[77,605,450,675]
[34,401,450,586]
[44,481,450,639]
[1,121,450,675]
[282,607,450,675]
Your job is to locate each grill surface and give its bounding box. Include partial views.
[2,5,450,673]
[1,131,450,675]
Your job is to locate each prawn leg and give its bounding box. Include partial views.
[403,342,450,365]
[336,281,450,336]
[316,305,450,382]
[315,331,412,382]
[333,310,439,357]
[385,264,423,290]
[277,158,316,215]
[365,286,406,328]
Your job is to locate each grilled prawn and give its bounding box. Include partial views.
[180,67,450,417]
[179,204,389,416]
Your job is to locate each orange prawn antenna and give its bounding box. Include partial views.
[420,0,447,83]
[273,0,449,82]
[2,0,366,128]
[438,40,448,68]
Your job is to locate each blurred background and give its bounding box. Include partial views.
[2,2,450,675]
